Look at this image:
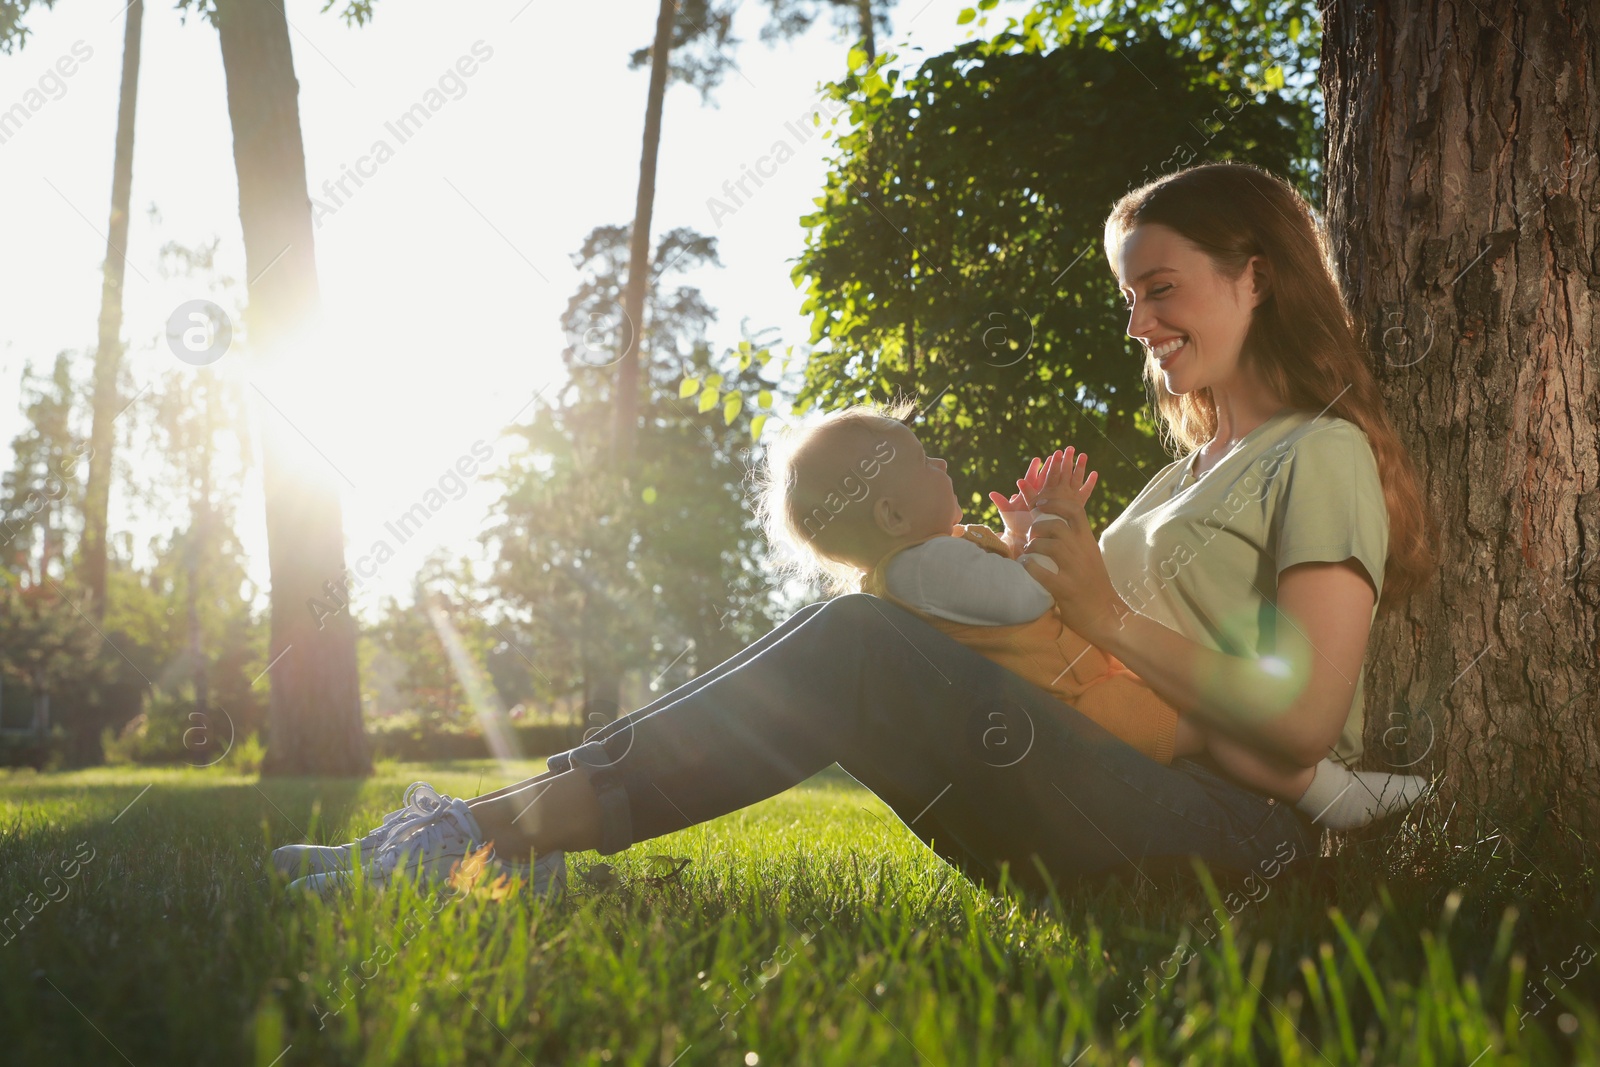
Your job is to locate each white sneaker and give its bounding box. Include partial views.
[270,781,450,878]
[288,795,567,902]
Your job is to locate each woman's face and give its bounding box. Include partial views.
[1114,223,1265,396]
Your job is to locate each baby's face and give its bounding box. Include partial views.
[873,421,963,537]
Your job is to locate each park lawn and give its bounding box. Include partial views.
[0,760,1595,1066]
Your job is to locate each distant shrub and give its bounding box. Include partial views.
[366,711,586,762]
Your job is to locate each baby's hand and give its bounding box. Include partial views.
[988,451,1065,514]
[1023,447,1098,511]
[991,452,1063,556]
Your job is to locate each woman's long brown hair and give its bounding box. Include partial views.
[1103,163,1437,615]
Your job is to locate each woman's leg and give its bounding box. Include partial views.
[466,603,829,805]
[471,594,1320,894]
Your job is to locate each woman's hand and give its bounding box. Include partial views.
[1017,450,1126,643]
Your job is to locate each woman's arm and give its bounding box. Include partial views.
[1017,478,1376,766]
[1097,560,1374,766]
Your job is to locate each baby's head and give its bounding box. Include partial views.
[758,401,963,592]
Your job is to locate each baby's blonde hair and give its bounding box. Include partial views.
[755,399,917,595]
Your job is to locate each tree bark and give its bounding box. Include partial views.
[856,0,876,63]
[187,374,213,724]
[213,0,368,776]
[612,0,676,462]
[81,0,141,621]
[1323,2,1599,836]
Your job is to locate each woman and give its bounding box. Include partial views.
[275,163,1436,900]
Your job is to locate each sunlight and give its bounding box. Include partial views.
[241,293,518,613]
[425,593,522,766]
[243,312,351,490]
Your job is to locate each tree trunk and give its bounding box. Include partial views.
[213,0,368,776]
[856,0,876,63]
[1323,2,1599,837]
[187,375,212,723]
[612,0,676,462]
[82,0,141,622]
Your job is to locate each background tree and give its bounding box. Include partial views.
[81,0,142,623]
[0,0,55,53]
[1322,1,1600,839]
[489,224,779,724]
[793,28,1312,530]
[88,236,267,765]
[0,356,100,750]
[1024,0,1323,191]
[0,354,146,764]
[759,0,892,63]
[139,324,261,756]
[184,0,369,775]
[360,565,495,731]
[4,0,381,773]
[0,354,88,588]
[613,0,739,460]
[0,582,116,754]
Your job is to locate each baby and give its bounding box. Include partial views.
[761,403,1429,830]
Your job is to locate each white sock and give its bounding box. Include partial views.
[1293,759,1429,830]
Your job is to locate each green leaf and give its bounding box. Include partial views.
[723,393,743,425]
[641,486,657,505]
[679,378,700,399]
[956,7,976,25]
[757,390,773,410]
[705,373,724,390]
[847,46,867,72]
[698,388,720,414]
[750,414,768,440]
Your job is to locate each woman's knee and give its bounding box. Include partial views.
[815,592,881,625]
[784,601,828,625]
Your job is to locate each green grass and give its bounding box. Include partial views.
[1,760,1596,1066]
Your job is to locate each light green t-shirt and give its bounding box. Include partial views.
[1097,408,1389,765]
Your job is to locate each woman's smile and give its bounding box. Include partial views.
[1150,336,1188,370]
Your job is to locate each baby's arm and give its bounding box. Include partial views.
[999,510,1034,560]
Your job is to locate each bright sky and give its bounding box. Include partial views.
[0,0,1013,621]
